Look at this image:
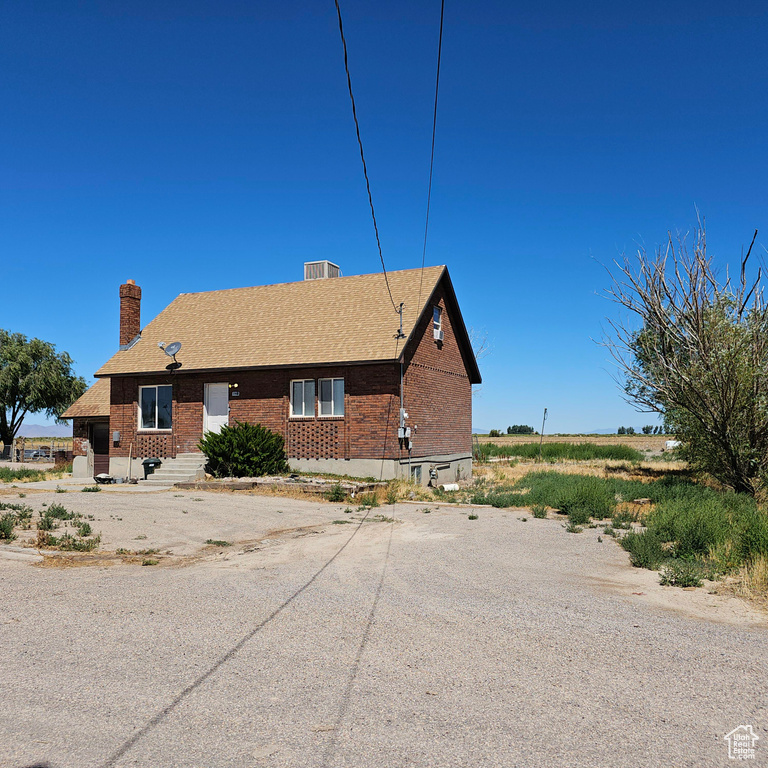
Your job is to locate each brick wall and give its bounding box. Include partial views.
[106,275,472,463]
[401,281,473,457]
[73,420,89,456]
[119,281,141,346]
[108,363,402,462]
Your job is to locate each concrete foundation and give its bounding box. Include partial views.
[108,457,145,480]
[72,455,92,479]
[288,453,472,486]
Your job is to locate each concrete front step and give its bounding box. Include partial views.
[139,453,206,485]
[153,467,204,474]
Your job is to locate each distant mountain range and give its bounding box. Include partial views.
[15,423,73,438]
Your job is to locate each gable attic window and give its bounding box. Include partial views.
[139,385,172,430]
[319,378,344,417]
[291,379,315,418]
[433,306,443,341]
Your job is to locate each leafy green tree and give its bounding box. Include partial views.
[642,425,654,434]
[507,424,535,435]
[626,426,636,435]
[605,224,768,496]
[617,426,626,435]
[0,330,86,450]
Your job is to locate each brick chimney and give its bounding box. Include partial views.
[119,279,141,347]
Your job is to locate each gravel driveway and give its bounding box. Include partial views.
[1,491,766,767]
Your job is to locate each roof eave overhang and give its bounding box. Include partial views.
[94,357,402,378]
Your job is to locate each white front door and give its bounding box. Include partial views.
[204,383,229,434]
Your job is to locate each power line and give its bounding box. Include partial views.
[334,0,398,313]
[417,0,446,313]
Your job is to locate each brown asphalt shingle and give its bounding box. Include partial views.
[61,377,111,419]
[95,266,446,376]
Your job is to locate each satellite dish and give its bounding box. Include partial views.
[164,341,182,357]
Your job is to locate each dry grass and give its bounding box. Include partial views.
[733,556,768,605]
[481,434,669,453]
[473,458,687,485]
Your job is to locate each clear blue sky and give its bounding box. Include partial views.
[2,1,767,433]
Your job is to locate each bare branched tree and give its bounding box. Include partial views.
[603,224,768,496]
[469,327,490,397]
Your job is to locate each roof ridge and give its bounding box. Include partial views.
[175,265,446,297]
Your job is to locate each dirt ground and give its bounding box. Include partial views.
[1,487,766,768]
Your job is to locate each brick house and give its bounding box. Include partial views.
[63,263,481,484]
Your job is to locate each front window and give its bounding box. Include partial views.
[319,378,344,417]
[291,379,315,417]
[139,385,172,430]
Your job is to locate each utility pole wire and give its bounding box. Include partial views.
[334,0,397,313]
[417,0,446,314]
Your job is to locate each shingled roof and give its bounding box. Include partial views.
[61,377,111,419]
[95,266,479,379]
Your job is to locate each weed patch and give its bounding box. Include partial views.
[0,467,47,482]
[659,560,703,588]
[621,530,667,569]
[357,493,379,509]
[477,441,643,462]
[325,483,346,503]
[0,513,17,540]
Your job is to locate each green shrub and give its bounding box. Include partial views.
[76,522,93,537]
[531,504,547,519]
[82,485,101,493]
[205,539,232,547]
[326,483,346,503]
[737,507,768,561]
[37,513,58,531]
[659,560,703,588]
[198,421,290,478]
[385,484,399,505]
[0,513,16,540]
[47,503,76,520]
[0,502,32,529]
[554,476,616,520]
[621,530,666,569]
[567,508,591,526]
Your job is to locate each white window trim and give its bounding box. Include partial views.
[433,305,442,332]
[318,377,344,418]
[138,384,173,432]
[290,379,315,419]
